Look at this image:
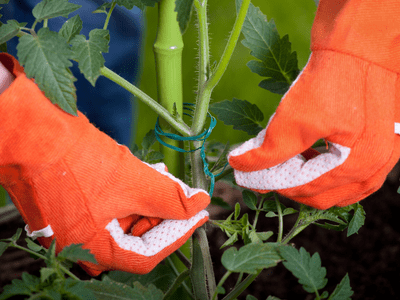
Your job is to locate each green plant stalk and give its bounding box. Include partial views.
[213,270,232,300]
[11,244,80,281]
[103,1,117,30]
[222,270,262,300]
[100,66,190,136]
[275,194,283,243]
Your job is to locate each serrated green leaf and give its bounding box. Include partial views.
[106,264,175,293]
[282,207,298,216]
[257,231,273,241]
[40,267,57,282]
[175,0,194,34]
[32,0,81,21]
[92,2,112,14]
[0,242,9,256]
[71,28,109,86]
[221,243,281,274]
[234,202,241,220]
[64,279,96,300]
[280,246,327,293]
[84,278,142,300]
[142,129,157,152]
[146,151,164,163]
[347,203,365,237]
[11,228,22,242]
[0,20,27,45]
[59,14,83,43]
[58,243,97,264]
[115,0,161,10]
[210,98,264,135]
[249,231,261,244]
[329,273,353,300]
[242,190,258,210]
[263,200,286,213]
[266,296,281,300]
[25,238,44,252]
[220,232,238,249]
[17,27,77,116]
[209,141,230,174]
[211,197,232,210]
[246,295,258,300]
[240,3,299,95]
[0,278,33,300]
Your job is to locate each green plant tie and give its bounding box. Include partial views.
[155,103,227,196]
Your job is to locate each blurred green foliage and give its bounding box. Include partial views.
[135,0,316,146]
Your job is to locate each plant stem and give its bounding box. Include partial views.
[167,256,194,298]
[11,244,80,281]
[100,66,190,136]
[164,270,191,300]
[103,1,117,30]
[194,0,210,88]
[222,270,262,300]
[212,270,232,300]
[154,0,185,179]
[274,194,283,243]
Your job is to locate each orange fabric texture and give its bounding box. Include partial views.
[228,0,400,209]
[0,53,210,275]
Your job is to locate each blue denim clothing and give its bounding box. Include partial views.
[1,0,143,146]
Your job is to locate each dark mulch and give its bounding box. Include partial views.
[1,166,400,299]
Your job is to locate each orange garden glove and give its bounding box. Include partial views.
[229,0,400,210]
[0,53,210,276]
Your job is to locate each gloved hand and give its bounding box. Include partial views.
[0,53,210,276]
[229,0,400,210]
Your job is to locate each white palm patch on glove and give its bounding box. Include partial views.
[106,210,209,257]
[229,126,351,190]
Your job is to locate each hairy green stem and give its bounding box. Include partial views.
[222,270,262,300]
[166,256,194,298]
[11,244,80,281]
[100,66,190,136]
[213,270,232,300]
[275,194,283,243]
[164,270,191,300]
[194,0,210,87]
[103,1,117,30]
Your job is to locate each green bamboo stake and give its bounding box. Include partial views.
[154,0,185,179]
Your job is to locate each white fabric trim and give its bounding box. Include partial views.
[25,224,54,240]
[234,143,351,190]
[146,162,210,198]
[395,123,400,135]
[105,210,209,257]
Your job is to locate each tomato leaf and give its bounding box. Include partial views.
[59,14,83,43]
[17,27,77,116]
[237,1,299,94]
[58,243,97,264]
[32,0,81,21]
[222,243,281,273]
[71,29,109,86]
[0,20,27,45]
[210,98,264,135]
[280,246,328,293]
[175,0,194,34]
[329,273,354,300]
